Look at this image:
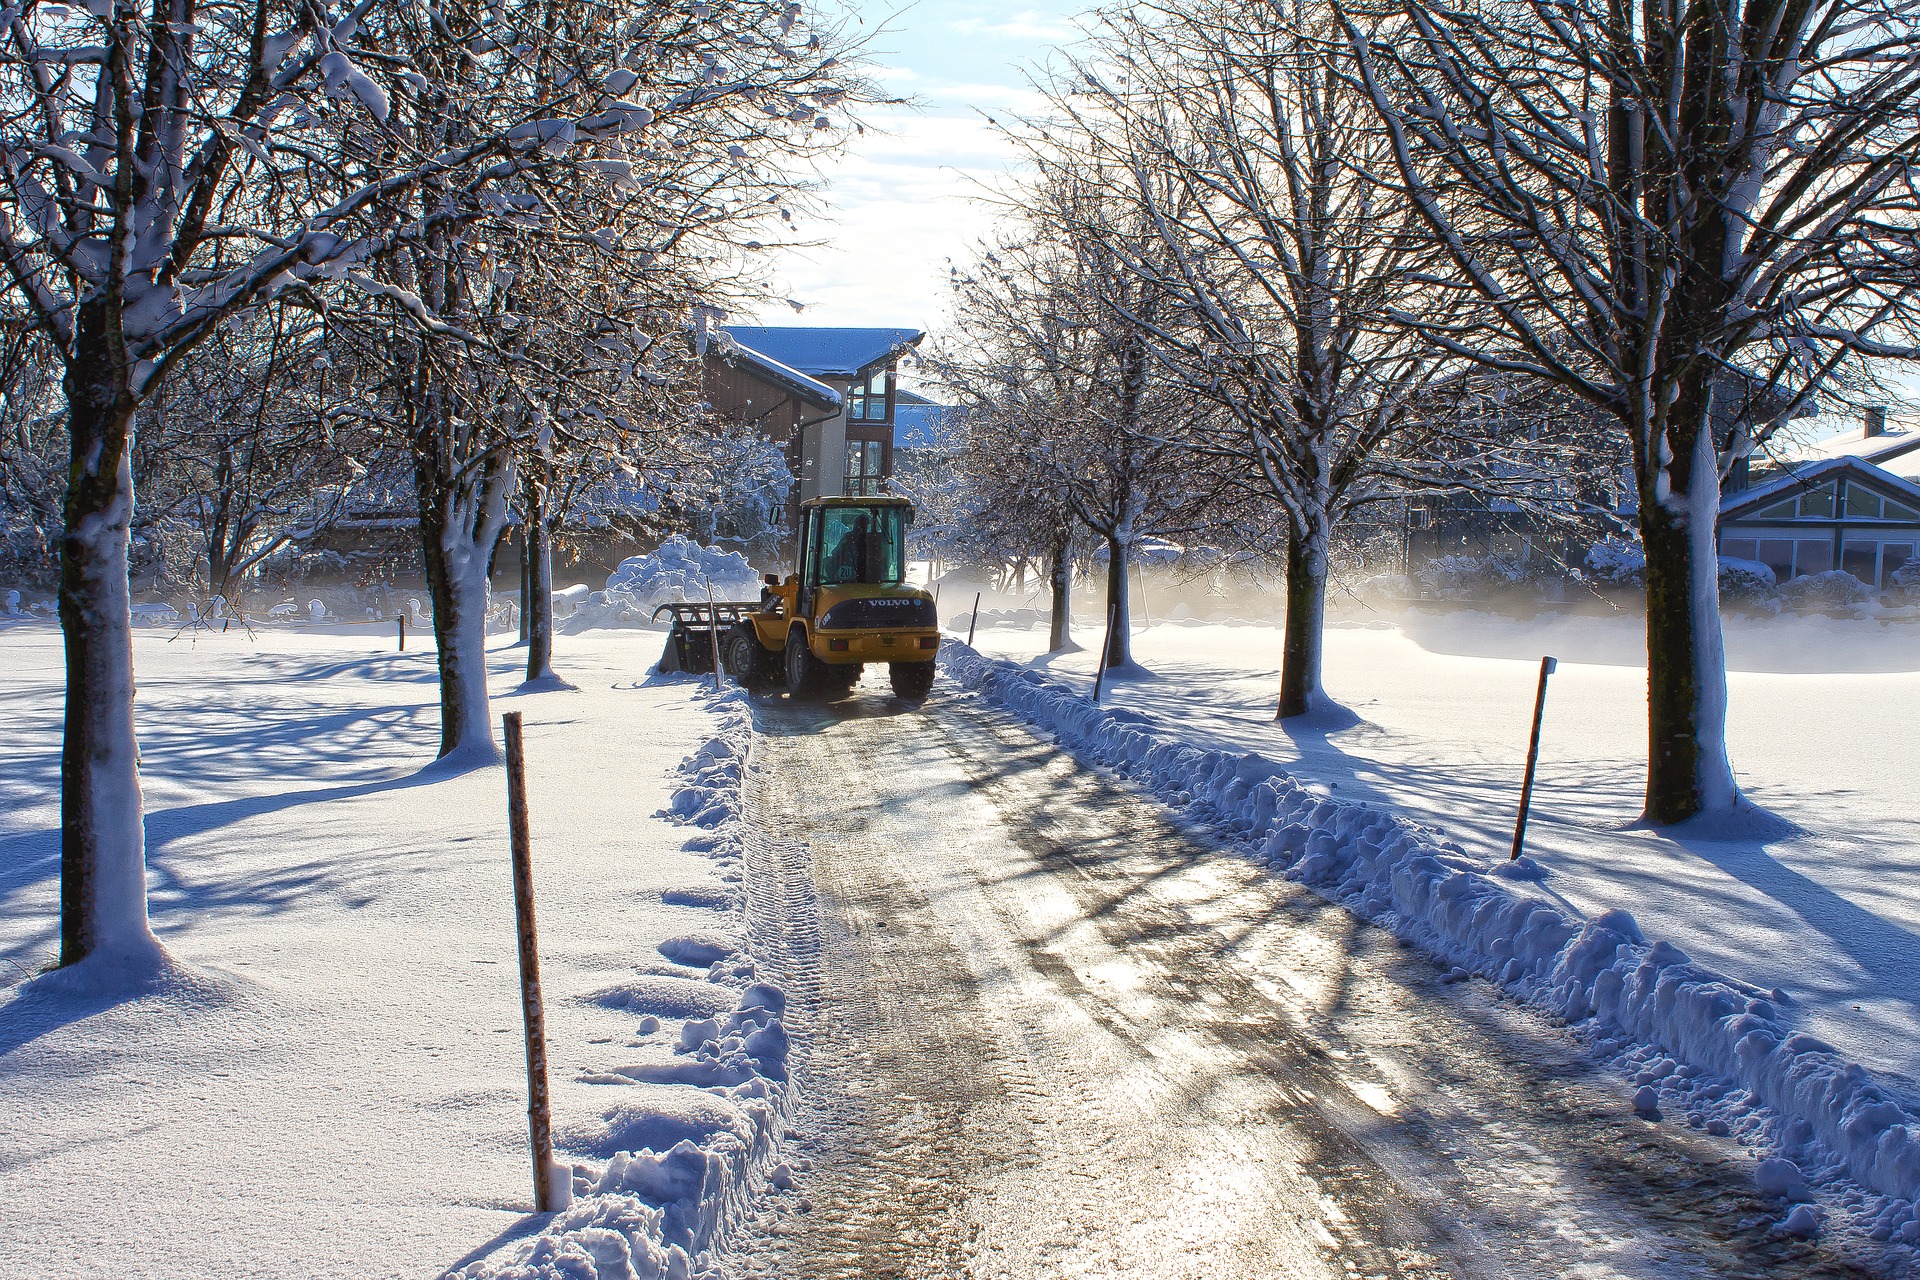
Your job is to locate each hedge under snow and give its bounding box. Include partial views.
[940,642,1920,1241]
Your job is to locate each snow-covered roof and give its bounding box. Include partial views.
[1722,453,1920,518]
[721,326,923,380]
[893,389,960,450]
[714,337,842,410]
[1776,419,1920,468]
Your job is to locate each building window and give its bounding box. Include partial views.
[847,368,892,422]
[1752,536,1833,582]
[844,439,885,496]
[1845,484,1883,519]
[1841,539,1917,587]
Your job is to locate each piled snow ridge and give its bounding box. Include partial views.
[564,538,762,633]
[940,641,1920,1240]
[460,687,795,1280]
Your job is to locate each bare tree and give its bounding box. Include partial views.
[919,354,1085,651]
[138,306,374,607]
[1338,0,1920,820]
[945,177,1217,670]
[1031,2,1521,717]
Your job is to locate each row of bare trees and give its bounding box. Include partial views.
[0,0,875,967]
[938,0,1920,824]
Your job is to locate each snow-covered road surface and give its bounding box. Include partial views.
[725,687,1884,1279]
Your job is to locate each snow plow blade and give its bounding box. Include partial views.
[653,601,759,674]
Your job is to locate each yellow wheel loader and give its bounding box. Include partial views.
[663,497,939,699]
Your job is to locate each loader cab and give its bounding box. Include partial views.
[797,498,911,613]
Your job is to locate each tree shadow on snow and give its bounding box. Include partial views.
[1662,810,1920,1008]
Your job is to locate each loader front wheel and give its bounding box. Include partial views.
[889,660,935,700]
[785,628,827,697]
[725,628,771,687]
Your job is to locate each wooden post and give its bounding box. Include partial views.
[966,591,982,647]
[706,581,723,691]
[502,712,564,1211]
[397,613,406,652]
[1091,602,1120,702]
[1510,656,1558,860]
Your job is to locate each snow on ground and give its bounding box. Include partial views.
[0,621,783,1279]
[946,600,1920,1246]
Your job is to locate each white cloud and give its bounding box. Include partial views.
[948,8,1083,41]
[746,113,1025,331]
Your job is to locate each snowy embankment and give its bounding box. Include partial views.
[941,639,1920,1246]
[461,692,796,1280]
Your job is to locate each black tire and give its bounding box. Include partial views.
[825,663,862,696]
[889,660,935,700]
[784,627,827,697]
[724,628,770,686]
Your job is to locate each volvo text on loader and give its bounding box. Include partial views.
[659,496,939,698]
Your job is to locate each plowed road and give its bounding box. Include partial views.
[720,685,1878,1280]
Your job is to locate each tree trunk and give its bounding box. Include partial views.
[59,347,161,968]
[1047,528,1073,653]
[518,533,530,645]
[525,490,555,684]
[414,385,514,761]
[1638,415,1738,823]
[1277,526,1329,720]
[1103,534,1132,668]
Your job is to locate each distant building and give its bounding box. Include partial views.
[1722,409,1920,587]
[702,326,925,515]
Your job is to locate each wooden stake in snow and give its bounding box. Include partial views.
[1510,656,1558,861]
[706,580,723,691]
[1091,602,1120,702]
[502,712,566,1212]
[967,592,982,647]
[397,613,406,652]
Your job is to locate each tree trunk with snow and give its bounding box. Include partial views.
[1638,401,1738,822]
[524,486,555,684]
[518,536,531,645]
[1277,525,1329,720]
[413,382,514,761]
[1047,528,1074,653]
[1103,534,1133,669]
[58,343,160,967]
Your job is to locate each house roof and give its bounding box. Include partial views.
[892,391,960,450]
[713,338,842,411]
[1722,453,1920,519]
[1760,413,1920,471]
[720,326,924,380]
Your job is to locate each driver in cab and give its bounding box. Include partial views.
[827,515,876,585]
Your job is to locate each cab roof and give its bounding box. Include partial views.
[799,495,915,509]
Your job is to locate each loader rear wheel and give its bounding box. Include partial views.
[889,660,935,700]
[785,628,827,697]
[725,628,771,687]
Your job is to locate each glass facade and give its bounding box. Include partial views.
[844,439,885,496]
[847,369,891,422]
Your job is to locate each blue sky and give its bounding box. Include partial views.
[743,1,1089,335]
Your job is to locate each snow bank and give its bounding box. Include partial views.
[563,538,762,634]
[941,641,1920,1235]
[460,691,795,1279]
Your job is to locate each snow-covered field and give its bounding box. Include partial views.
[0,622,774,1279]
[949,600,1920,1245]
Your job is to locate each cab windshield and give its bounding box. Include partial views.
[810,505,908,587]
